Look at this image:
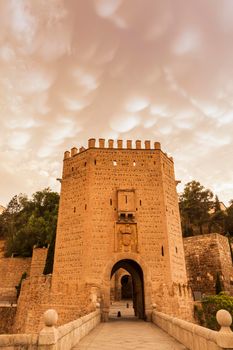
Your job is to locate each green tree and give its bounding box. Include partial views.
[208,195,226,234]
[213,195,221,212]
[179,181,214,236]
[3,188,59,257]
[0,194,26,240]
[225,201,233,236]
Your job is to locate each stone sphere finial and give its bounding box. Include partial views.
[216,309,232,328]
[96,302,100,309]
[152,303,157,309]
[44,309,58,327]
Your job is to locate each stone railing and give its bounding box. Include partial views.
[39,308,101,350]
[0,334,38,349]
[152,308,233,350]
[0,307,101,350]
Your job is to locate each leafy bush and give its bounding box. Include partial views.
[201,292,233,330]
[194,303,205,326]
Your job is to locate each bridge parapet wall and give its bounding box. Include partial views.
[152,308,233,350]
[0,334,38,349]
[0,309,100,350]
[53,309,100,350]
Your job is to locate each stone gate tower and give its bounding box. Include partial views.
[51,138,193,322]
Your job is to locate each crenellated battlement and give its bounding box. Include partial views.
[63,138,174,161]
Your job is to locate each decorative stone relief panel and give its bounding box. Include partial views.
[115,222,138,253]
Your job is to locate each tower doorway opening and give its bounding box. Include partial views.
[109,259,145,320]
[121,274,133,299]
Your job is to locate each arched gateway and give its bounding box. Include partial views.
[15,139,193,332]
[101,253,152,321]
[111,259,145,318]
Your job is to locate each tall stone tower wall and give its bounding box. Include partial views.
[13,138,193,333]
[52,139,192,321]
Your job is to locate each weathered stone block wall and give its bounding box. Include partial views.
[0,256,31,289]
[0,306,16,334]
[0,246,48,333]
[0,245,31,304]
[30,248,48,277]
[14,275,52,333]
[14,275,94,333]
[162,154,188,285]
[184,233,233,296]
[0,246,46,300]
[217,234,233,293]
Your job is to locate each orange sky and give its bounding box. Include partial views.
[0,0,233,206]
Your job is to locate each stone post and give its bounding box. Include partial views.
[71,147,77,157]
[135,140,141,149]
[63,151,70,160]
[88,138,96,148]
[38,309,59,350]
[127,140,132,149]
[154,142,161,150]
[117,139,123,149]
[99,138,105,148]
[108,139,114,148]
[215,309,233,349]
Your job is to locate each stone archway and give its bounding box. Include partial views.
[111,259,145,319]
[101,253,152,322]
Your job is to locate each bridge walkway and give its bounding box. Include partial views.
[72,301,187,350]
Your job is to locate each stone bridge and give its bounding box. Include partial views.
[0,304,233,350]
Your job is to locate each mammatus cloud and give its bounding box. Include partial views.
[0,0,233,205]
